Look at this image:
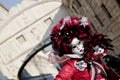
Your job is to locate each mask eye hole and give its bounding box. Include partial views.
[72,45,76,48]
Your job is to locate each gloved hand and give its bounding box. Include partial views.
[103,54,120,76]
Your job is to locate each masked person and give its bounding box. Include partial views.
[48,16,120,80]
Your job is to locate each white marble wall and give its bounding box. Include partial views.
[0,0,70,79]
[0,3,8,29]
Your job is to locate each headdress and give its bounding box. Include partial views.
[50,16,113,60]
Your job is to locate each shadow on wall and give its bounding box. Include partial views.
[21,69,54,80]
[0,72,8,80]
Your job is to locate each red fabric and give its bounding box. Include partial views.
[54,59,108,80]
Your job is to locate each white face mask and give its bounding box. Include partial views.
[71,38,84,55]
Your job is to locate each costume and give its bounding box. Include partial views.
[49,16,120,80]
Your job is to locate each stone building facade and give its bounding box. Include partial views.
[0,3,8,28]
[63,0,120,55]
[0,0,70,80]
[0,3,9,80]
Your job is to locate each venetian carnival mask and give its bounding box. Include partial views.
[71,38,84,56]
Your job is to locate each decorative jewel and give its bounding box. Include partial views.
[64,31,70,38]
[80,16,89,27]
[58,32,61,36]
[74,60,87,71]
